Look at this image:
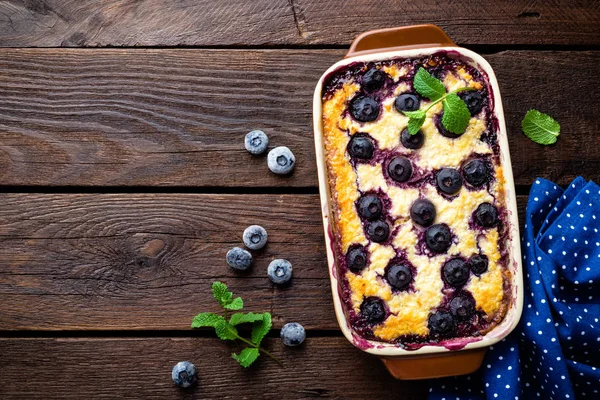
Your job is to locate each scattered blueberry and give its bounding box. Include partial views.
[458,91,484,116]
[387,156,412,183]
[267,146,295,175]
[366,220,390,243]
[474,203,499,228]
[171,361,197,388]
[226,247,253,271]
[436,114,464,138]
[386,264,413,291]
[360,297,386,324]
[394,93,420,112]
[410,198,436,227]
[244,130,269,155]
[357,194,383,220]
[449,295,476,320]
[267,259,293,284]
[428,310,456,335]
[346,245,368,273]
[401,128,424,149]
[462,159,488,187]
[242,225,268,250]
[362,68,386,91]
[350,96,380,122]
[425,224,452,253]
[280,322,306,346]
[469,254,489,275]
[436,168,463,195]
[443,258,470,287]
[347,134,375,160]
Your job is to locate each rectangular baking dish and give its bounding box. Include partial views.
[313,25,523,380]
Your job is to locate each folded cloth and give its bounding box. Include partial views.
[428,177,600,399]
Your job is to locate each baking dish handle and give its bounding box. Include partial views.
[346,25,456,58]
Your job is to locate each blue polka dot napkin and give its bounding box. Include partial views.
[429,177,600,399]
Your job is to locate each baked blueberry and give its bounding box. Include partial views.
[462,159,488,187]
[436,114,464,138]
[360,297,386,324]
[425,224,452,253]
[346,245,368,273]
[280,322,306,346]
[428,310,456,335]
[244,130,269,155]
[350,95,380,122]
[449,295,476,320]
[387,156,412,183]
[267,259,293,284]
[458,90,484,116]
[410,199,436,227]
[347,134,375,160]
[436,168,462,195]
[357,194,383,220]
[443,258,470,287]
[394,93,420,112]
[226,247,253,271]
[400,128,424,149]
[469,254,489,275]
[267,146,295,175]
[474,203,499,228]
[362,68,386,91]
[366,220,390,243]
[171,361,197,388]
[386,264,413,291]
[242,225,268,250]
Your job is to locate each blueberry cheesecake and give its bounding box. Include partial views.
[321,53,511,349]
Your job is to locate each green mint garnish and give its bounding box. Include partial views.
[191,282,281,368]
[403,67,474,135]
[521,109,560,145]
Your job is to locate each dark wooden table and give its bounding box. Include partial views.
[0,1,598,399]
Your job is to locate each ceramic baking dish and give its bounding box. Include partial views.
[313,25,523,380]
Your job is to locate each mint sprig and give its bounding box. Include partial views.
[521,109,560,145]
[404,67,474,135]
[191,282,281,368]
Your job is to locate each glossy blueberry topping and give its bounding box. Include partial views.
[469,254,489,275]
[428,310,456,335]
[350,95,380,122]
[360,297,386,324]
[443,258,470,287]
[459,90,484,116]
[362,68,386,91]
[474,203,499,228]
[346,245,368,273]
[357,194,383,220]
[386,264,413,291]
[425,224,452,253]
[400,128,424,149]
[436,113,464,138]
[366,220,390,243]
[462,159,488,187]
[436,168,463,195]
[347,134,375,160]
[394,93,421,112]
[449,295,476,320]
[387,156,413,183]
[410,198,436,227]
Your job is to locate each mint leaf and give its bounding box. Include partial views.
[521,109,560,145]
[407,115,426,135]
[251,312,272,346]
[212,281,233,308]
[191,312,225,328]
[224,297,243,311]
[413,68,446,101]
[232,347,260,368]
[229,312,265,326]
[215,320,239,341]
[442,93,471,134]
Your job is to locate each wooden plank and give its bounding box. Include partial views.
[0,49,597,188]
[0,337,427,399]
[0,0,598,47]
[0,193,528,331]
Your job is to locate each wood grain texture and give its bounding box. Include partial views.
[0,337,427,399]
[0,49,598,187]
[0,0,598,47]
[0,193,527,331]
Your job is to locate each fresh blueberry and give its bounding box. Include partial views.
[436,114,464,138]
[357,194,383,220]
[442,258,470,287]
[267,259,293,284]
[267,146,295,175]
[394,93,420,112]
[436,168,462,195]
[350,96,380,122]
[425,224,452,253]
[462,159,488,187]
[386,264,413,291]
[347,134,375,160]
[469,254,489,275]
[242,225,268,250]
[346,245,368,273]
[474,203,499,228]
[244,130,269,155]
[366,220,390,243]
[360,297,386,324]
[280,322,306,346]
[449,295,476,320]
[362,68,386,91]
[401,128,424,150]
[458,91,484,116]
[410,199,436,227]
[428,310,456,336]
[226,247,253,271]
[387,156,412,183]
[171,361,197,388]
